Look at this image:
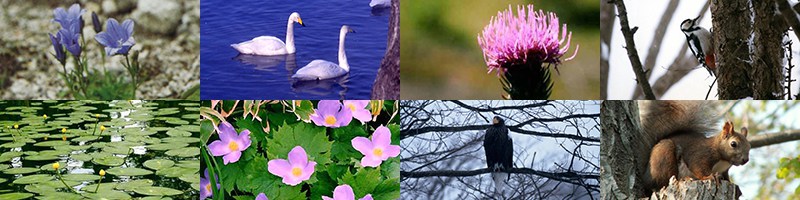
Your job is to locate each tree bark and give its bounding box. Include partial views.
[650,178,738,199]
[752,0,787,99]
[600,100,643,199]
[370,0,400,99]
[712,0,753,99]
[600,1,615,99]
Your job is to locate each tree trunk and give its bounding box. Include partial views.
[650,178,739,199]
[600,100,643,199]
[712,0,753,99]
[752,0,787,99]
[370,0,400,100]
[600,1,615,99]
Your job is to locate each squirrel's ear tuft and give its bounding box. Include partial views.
[740,127,748,137]
[722,121,734,134]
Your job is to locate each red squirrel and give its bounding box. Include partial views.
[639,101,750,196]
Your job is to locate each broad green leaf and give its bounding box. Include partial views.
[0,192,33,200]
[340,167,382,198]
[165,147,200,157]
[61,174,101,181]
[200,119,214,144]
[266,122,333,167]
[143,159,175,170]
[12,174,53,184]
[133,186,183,196]
[106,167,153,176]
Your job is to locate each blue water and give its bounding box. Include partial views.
[200,0,389,100]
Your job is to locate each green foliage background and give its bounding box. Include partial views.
[200,100,399,200]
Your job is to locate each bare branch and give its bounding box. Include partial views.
[613,0,656,99]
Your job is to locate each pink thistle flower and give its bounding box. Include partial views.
[322,184,373,200]
[207,122,252,165]
[478,4,578,75]
[351,125,400,167]
[267,146,317,186]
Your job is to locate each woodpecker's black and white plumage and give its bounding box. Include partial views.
[483,116,513,195]
[680,17,716,76]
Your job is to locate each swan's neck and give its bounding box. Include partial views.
[338,31,349,71]
[285,21,295,53]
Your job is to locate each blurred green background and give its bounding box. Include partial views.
[400,0,599,99]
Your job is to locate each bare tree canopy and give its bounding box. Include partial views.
[400,100,600,199]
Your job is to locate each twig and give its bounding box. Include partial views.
[705,76,718,100]
[613,0,656,99]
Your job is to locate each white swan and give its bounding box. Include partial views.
[370,0,390,8]
[292,25,355,80]
[231,12,304,55]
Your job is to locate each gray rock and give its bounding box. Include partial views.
[102,0,135,14]
[132,0,183,35]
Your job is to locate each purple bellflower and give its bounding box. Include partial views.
[49,32,66,65]
[208,121,252,165]
[95,18,136,56]
[53,4,85,35]
[477,4,579,99]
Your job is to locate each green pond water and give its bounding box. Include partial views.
[0,100,200,199]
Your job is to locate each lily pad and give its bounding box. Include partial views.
[12,174,53,184]
[166,129,191,137]
[24,154,59,161]
[92,156,124,166]
[106,167,153,176]
[33,141,70,147]
[80,190,132,199]
[146,143,188,151]
[0,192,34,200]
[156,166,196,178]
[60,174,101,181]
[115,179,154,191]
[3,167,40,174]
[165,147,199,157]
[70,153,93,162]
[143,159,175,170]
[23,184,56,194]
[133,186,183,196]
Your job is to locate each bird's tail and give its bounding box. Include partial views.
[492,172,508,197]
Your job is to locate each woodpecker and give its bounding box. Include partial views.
[680,17,716,76]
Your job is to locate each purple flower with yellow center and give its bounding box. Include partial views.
[53,4,84,35]
[256,193,268,200]
[343,100,372,123]
[207,121,251,165]
[310,100,352,128]
[95,18,136,56]
[477,4,579,99]
[322,184,373,200]
[200,169,219,200]
[267,146,316,186]
[49,32,66,65]
[352,125,400,167]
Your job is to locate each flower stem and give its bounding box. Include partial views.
[202,146,224,200]
[94,175,102,193]
[56,169,78,193]
[125,55,137,98]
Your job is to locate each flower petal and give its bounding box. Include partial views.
[360,155,382,167]
[237,130,252,151]
[359,194,374,200]
[299,161,316,181]
[288,146,308,167]
[309,111,325,126]
[322,197,334,200]
[222,150,242,165]
[217,121,238,142]
[267,159,291,178]
[335,107,352,127]
[383,144,401,159]
[282,175,302,186]
[351,137,373,155]
[371,126,392,148]
[207,140,232,156]
[317,100,342,115]
[352,109,372,123]
[333,185,355,200]
[255,193,268,200]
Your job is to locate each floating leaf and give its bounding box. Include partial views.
[143,159,175,170]
[106,167,153,176]
[12,174,53,184]
[115,179,154,191]
[80,190,132,199]
[92,156,125,166]
[165,147,199,157]
[0,192,34,200]
[3,167,40,175]
[61,174,101,181]
[133,186,183,196]
[147,142,188,151]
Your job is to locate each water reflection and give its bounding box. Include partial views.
[291,74,349,98]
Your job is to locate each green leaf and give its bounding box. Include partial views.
[133,186,183,196]
[165,147,200,157]
[310,170,338,200]
[387,124,400,145]
[340,167,382,198]
[12,174,53,184]
[266,122,333,167]
[106,167,153,176]
[372,177,400,200]
[235,156,276,194]
[201,119,214,144]
[235,118,267,152]
[143,159,175,170]
[0,192,34,200]
[293,100,315,121]
[219,160,245,195]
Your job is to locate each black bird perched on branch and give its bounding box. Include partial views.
[484,116,513,196]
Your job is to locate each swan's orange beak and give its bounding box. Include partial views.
[298,18,305,27]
